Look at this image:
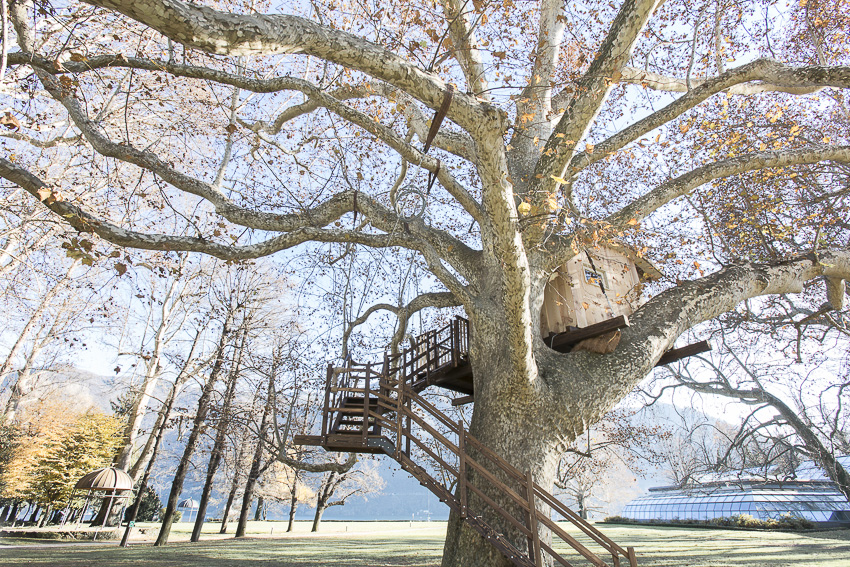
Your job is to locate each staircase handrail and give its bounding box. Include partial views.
[393,381,635,567]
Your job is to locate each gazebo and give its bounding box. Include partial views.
[177,497,199,522]
[72,467,134,539]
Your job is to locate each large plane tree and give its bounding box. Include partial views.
[1,0,849,564]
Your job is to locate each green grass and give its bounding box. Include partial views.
[1,521,848,566]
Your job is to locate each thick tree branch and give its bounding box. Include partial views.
[614,64,849,95]
[614,251,849,388]
[608,146,850,227]
[388,86,478,163]
[80,0,492,134]
[440,0,490,99]
[567,60,850,178]
[509,0,566,169]
[532,0,662,202]
[556,250,850,431]
[1,130,81,148]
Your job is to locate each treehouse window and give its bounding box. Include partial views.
[583,266,608,289]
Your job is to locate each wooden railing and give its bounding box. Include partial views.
[382,316,470,388]
[317,320,637,567]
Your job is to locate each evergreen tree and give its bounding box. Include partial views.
[125,485,161,522]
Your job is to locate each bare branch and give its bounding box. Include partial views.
[608,146,850,227]
[80,0,490,133]
[276,451,357,474]
[0,130,81,148]
[567,59,850,178]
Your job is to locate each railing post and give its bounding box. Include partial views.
[395,376,403,459]
[627,546,637,567]
[457,421,467,519]
[451,318,458,367]
[363,363,371,445]
[525,470,542,567]
[322,363,332,439]
[405,384,412,456]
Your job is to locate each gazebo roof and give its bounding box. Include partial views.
[178,497,198,508]
[74,467,134,492]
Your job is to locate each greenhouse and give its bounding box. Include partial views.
[621,458,850,526]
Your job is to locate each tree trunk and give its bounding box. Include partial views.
[218,423,251,534]
[90,493,123,527]
[120,374,181,546]
[191,327,243,542]
[37,505,51,527]
[286,471,300,532]
[8,501,20,524]
[441,319,563,567]
[218,469,241,534]
[154,317,232,546]
[253,496,264,522]
[310,501,326,533]
[235,370,275,538]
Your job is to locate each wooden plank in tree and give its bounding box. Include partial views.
[292,435,323,447]
[547,315,629,353]
[655,340,711,366]
[571,330,621,354]
[452,395,475,407]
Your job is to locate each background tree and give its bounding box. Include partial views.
[645,320,850,499]
[555,406,670,518]
[124,485,161,523]
[309,458,384,532]
[2,0,850,564]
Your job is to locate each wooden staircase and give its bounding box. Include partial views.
[296,316,640,567]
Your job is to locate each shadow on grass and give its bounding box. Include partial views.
[0,534,446,567]
[2,525,849,567]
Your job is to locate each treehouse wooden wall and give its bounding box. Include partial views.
[540,247,643,336]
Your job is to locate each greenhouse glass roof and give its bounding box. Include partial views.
[621,457,850,525]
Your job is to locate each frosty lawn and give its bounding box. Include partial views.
[1,522,848,567]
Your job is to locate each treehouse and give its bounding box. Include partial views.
[539,244,663,354]
[541,244,662,334]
